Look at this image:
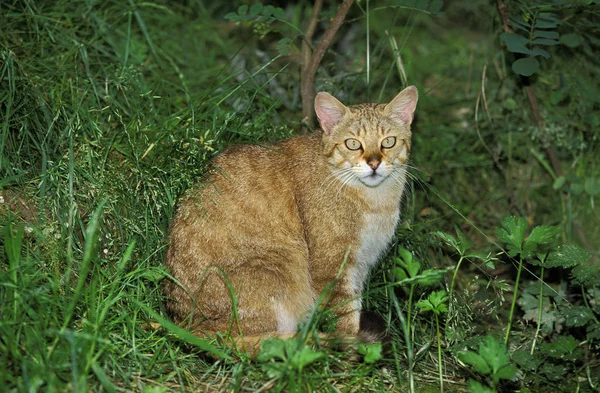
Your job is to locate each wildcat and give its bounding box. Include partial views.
[165,86,418,352]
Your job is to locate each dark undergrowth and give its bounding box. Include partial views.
[1,0,598,392]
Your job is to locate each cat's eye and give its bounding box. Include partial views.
[345,138,362,151]
[381,136,396,149]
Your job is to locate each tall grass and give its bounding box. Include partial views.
[2,0,597,392]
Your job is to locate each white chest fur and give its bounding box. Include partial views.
[348,208,400,301]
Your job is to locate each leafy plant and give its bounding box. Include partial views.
[256,337,325,391]
[416,290,449,393]
[496,216,560,345]
[457,335,517,392]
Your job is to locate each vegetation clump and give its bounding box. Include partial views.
[1,0,598,391]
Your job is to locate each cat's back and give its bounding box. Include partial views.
[167,134,321,266]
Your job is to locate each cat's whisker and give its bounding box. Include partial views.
[319,168,354,194]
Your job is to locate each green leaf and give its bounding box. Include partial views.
[560,33,584,48]
[553,176,566,190]
[273,7,284,18]
[237,5,248,15]
[571,264,600,286]
[395,248,421,278]
[526,225,560,246]
[542,336,579,359]
[530,47,551,59]
[496,216,527,256]
[500,32,531,55]
[512,350,543,371]
[533,30,559,39]
[415,298,434,312]
[290,347,324,371]
[546,244,591,268]
[256,337,287,362]
[563,306,595,327]
[429,0,443,15]
[503,97,518,110]
[358,342,383,364]
[458,351,491,374]
[468,380,496,393]
[224,12,240,21]
[262,5,274,16]
[414,0,429,11]
[584,177,600,196]
[480,336,510,376]
[249,3,263,16]
[494,364,518,383]
[512,57,539,77]
[535,13,560,29]
[532,38,559,46]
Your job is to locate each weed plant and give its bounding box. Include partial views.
[1,0,598,392]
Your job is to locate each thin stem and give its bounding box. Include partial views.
[505,256,524,346]
[531,266,544,355]
[391,287,414,393]
[449,256,464,303]
[436,313,444,393]
[407,283,415,335]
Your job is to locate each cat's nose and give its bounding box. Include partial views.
[368,159,380,170]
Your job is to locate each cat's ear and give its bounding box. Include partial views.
[315,92,349,135]
[384,86,418,125]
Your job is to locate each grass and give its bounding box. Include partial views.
[1,0,599,392]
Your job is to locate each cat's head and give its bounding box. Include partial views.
[315,86,418,188]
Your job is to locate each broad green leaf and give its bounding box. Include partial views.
[546,244,591,268]
[428,290,449,314]
[533,38,559,46]
[415,298,434,312]
[587,324,600,341]
[526,225,560,246]
[500,32,531,55]
[458,351,491,374]
[496,216,527,256]
[584,177,600,196]
[224,12,240,21]
[494,364,518,383]
[512,57,539,77]
[553,176,566,190]
[393,267,408,282]
[533,30,559,39]
[249,3,263,16]
[262,5,274,16]
[503,97,518,110]
[560,33,584,48]
[434,231,459,252]
[237,5,248,15]
[358,342,383,364]
[569,180,584,195]
[256,337,287,362]
[468,380,496,393]
[542,336,580,360]
[563,306,595,327]
[535,13,560,28]
[571,264,600,286]
[512,350,543,371]
[540,363,568,381]
[530,47,551,59]
[429,0,443,14]
[415,0,429,11]
[290,347,324,370]
[480,336,510,375]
